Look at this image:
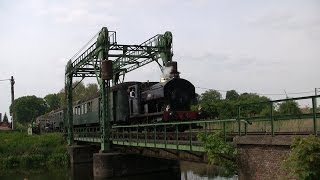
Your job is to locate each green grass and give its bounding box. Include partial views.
[0,131,69,174]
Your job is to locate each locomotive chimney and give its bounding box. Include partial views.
[166,61,180,78]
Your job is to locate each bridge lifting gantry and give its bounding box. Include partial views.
[65,27,173,151]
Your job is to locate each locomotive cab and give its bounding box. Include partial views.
[128,84,141,116]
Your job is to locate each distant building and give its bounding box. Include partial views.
[0,122,11,130]
[0,112,11,130]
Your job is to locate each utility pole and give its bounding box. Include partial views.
[315,88,319,112]
[10,76,15,129]
[0,76,15,129]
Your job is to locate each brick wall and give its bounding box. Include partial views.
[237,144,290,180]
[234,135,299,180]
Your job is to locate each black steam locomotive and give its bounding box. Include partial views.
[36,63,199,131]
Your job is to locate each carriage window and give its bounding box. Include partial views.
[84,104,88,114]
[88,102,92,112]
[77,106,81,115]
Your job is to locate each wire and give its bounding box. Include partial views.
[258,91,314,96]
[195,86,315,96]
[195,86,228,92]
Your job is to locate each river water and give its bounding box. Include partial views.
[0,161,237,180]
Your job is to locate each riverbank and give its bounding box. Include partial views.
[0,131,69,175]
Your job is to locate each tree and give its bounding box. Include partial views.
[3,113,8,123]
[56,81,99,108]
[200,89,222,102]
[10,96,48,124]
[57,91,66,108]
[72,81,86,102]
[197,90,272,119]
[84,83,99,99]
[226,90,239,101]
[238,93,270,117]
[199,90,222,118]
[44,93,60,112]
[278,100,301,115]
[217,101,237,119]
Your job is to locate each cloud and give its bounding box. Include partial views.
[247,14,298,29]
[178,52,283,73]
[28,0,117,25]
[246,9,320,40]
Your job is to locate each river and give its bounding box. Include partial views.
[0,161,237,180]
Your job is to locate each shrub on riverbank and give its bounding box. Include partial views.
[0,131,69,173]
[198,131,238,177]
[282,135,320,179]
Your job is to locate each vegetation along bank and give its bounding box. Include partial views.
[0,131,69,175]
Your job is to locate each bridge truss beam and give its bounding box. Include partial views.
[65,27,173,151]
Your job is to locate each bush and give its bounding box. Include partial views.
[20,155,45,168]
[2,156,19,169]
[0,132,69,174]
[47,153,69,168]
[198,131,238,176]
[14,121,28,132]
[283,135,320,179]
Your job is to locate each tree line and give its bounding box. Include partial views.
[9,82,99,124]
[195,89,302,119]
[9,83,304,124]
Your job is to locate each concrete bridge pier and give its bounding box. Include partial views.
[93,152,180,179]
[68,145,100,164]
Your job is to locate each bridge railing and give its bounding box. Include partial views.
[72,95,319,152]
[236,95,320,136]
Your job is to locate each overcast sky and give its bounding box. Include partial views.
[0,0,319,118]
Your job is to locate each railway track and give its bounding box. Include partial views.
[74,130,318,145]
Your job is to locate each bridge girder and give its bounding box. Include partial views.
[65,27,173,151]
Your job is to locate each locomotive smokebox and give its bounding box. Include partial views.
[166,61,179,78]
[102,60,113,80]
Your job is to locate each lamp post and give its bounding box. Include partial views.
[0,76,15,129]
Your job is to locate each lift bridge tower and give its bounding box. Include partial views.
[65,27,173,151]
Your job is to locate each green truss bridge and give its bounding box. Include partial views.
[64,27,319,178]
[72,94,320,153]
[64,27,319,154]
